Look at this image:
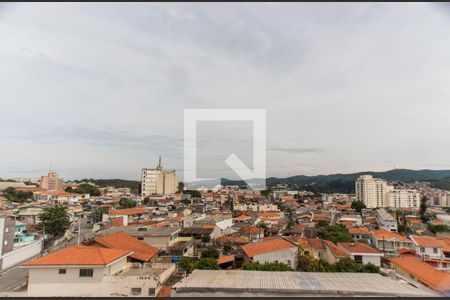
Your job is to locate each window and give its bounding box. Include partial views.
[131,288,142,295]
[354,255,363,264]
[433,248,438,254]
[137,237,144,240]
[148,288,155,296]
[59,269,66,274]
[79,269,94,277]
[420,247,425,253]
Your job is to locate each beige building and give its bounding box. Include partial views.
[388,189,420,209]
[141,158,178,196]
[356,175,419,209]
[355,175,393,208]
[40,169,64,191]
[23,245,175,297]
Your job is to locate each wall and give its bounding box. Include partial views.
[253,247,298,269]
[0,239,42,271]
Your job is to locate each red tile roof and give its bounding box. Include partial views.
[241,238,296,258]
[24,246,131,266]
[389,255,450,293]
[372,229,410,242]
[411,236,445,248]
[308,238,325,250]
[240,226,263,235]
[215,236,249,244]
[234,214,251,221]
[217,255,235,264]
[94,231,159,262]
[323,240,348,257]
[109,207,146,215]
[156,285,172,298]
[348,227,373,235]
[338,242,381,254]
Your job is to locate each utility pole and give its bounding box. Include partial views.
[77,214,81,245]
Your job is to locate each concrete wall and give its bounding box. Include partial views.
[0,239,42,271]
[27,261,175,297]
[252,247,298,269]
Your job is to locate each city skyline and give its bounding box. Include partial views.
[2,3,450,180]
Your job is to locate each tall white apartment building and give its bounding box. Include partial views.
[388,189,420,209]
[355,175,420,209]
[141,157,178,196]
[355,175,393,208]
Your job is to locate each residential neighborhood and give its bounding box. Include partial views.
[0,167,449,297]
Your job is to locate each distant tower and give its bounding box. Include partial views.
[157,156,162,170]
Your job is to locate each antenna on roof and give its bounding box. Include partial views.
[49,164,53,172]
[157,156,162,169]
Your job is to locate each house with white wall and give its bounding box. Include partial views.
[337,242,384,267]
[241,238,298,269]
[23,245,175,297]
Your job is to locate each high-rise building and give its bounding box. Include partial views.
[141,157,178,196]
[355,175,420,209]
[355,175,393,208]
[388,189,420,209]
[40,168,64,191]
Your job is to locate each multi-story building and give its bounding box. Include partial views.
[141,158,178,196]
[355,175,419,209]
[388,189,420,209]
[355,175,393,208]
[376,208,398,232]
[40,169,64,191]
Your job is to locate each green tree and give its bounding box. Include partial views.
[2,187,32,203]
[184,190,201,198]
[420,195,428,222]
[119,198,137,209]
[242,262,293,271]
[201,235,211,243]
[297,255,332,272]
[317,220,329,227]
[351,200,366,213]
[72,183,101,196]
[201,248,220,259]
[195,258,220,270]
[318,225,353,243]
[178,257,195,274]
[427,224,450,234]
[335,257,360,272]
[38,206,70,237]
[223,243,232,253]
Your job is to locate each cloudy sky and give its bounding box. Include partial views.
[1,3,450,181]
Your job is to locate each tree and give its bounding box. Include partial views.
[201,248,220,259]
[223,243,232,253]
[201,235,211,243]
[71,183,101,196]
[427,224,450,234]
[351,200,366,213]
[297,255,332,272]
[420,195,428,222]
[318,225,353,243]
[195,258,220,270]
[184,190,201,198]
[64,186,74,193]
[2,187,32,203]
[119,198,137,209]
[178,257,195,274]
[38,206,70,237]
[317,220,329,227]
[242,262,293,271]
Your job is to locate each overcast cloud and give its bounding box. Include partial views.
[1,3,450,180]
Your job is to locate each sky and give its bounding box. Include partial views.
[1,3,450,181]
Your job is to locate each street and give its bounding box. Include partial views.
[0,218,93,292]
